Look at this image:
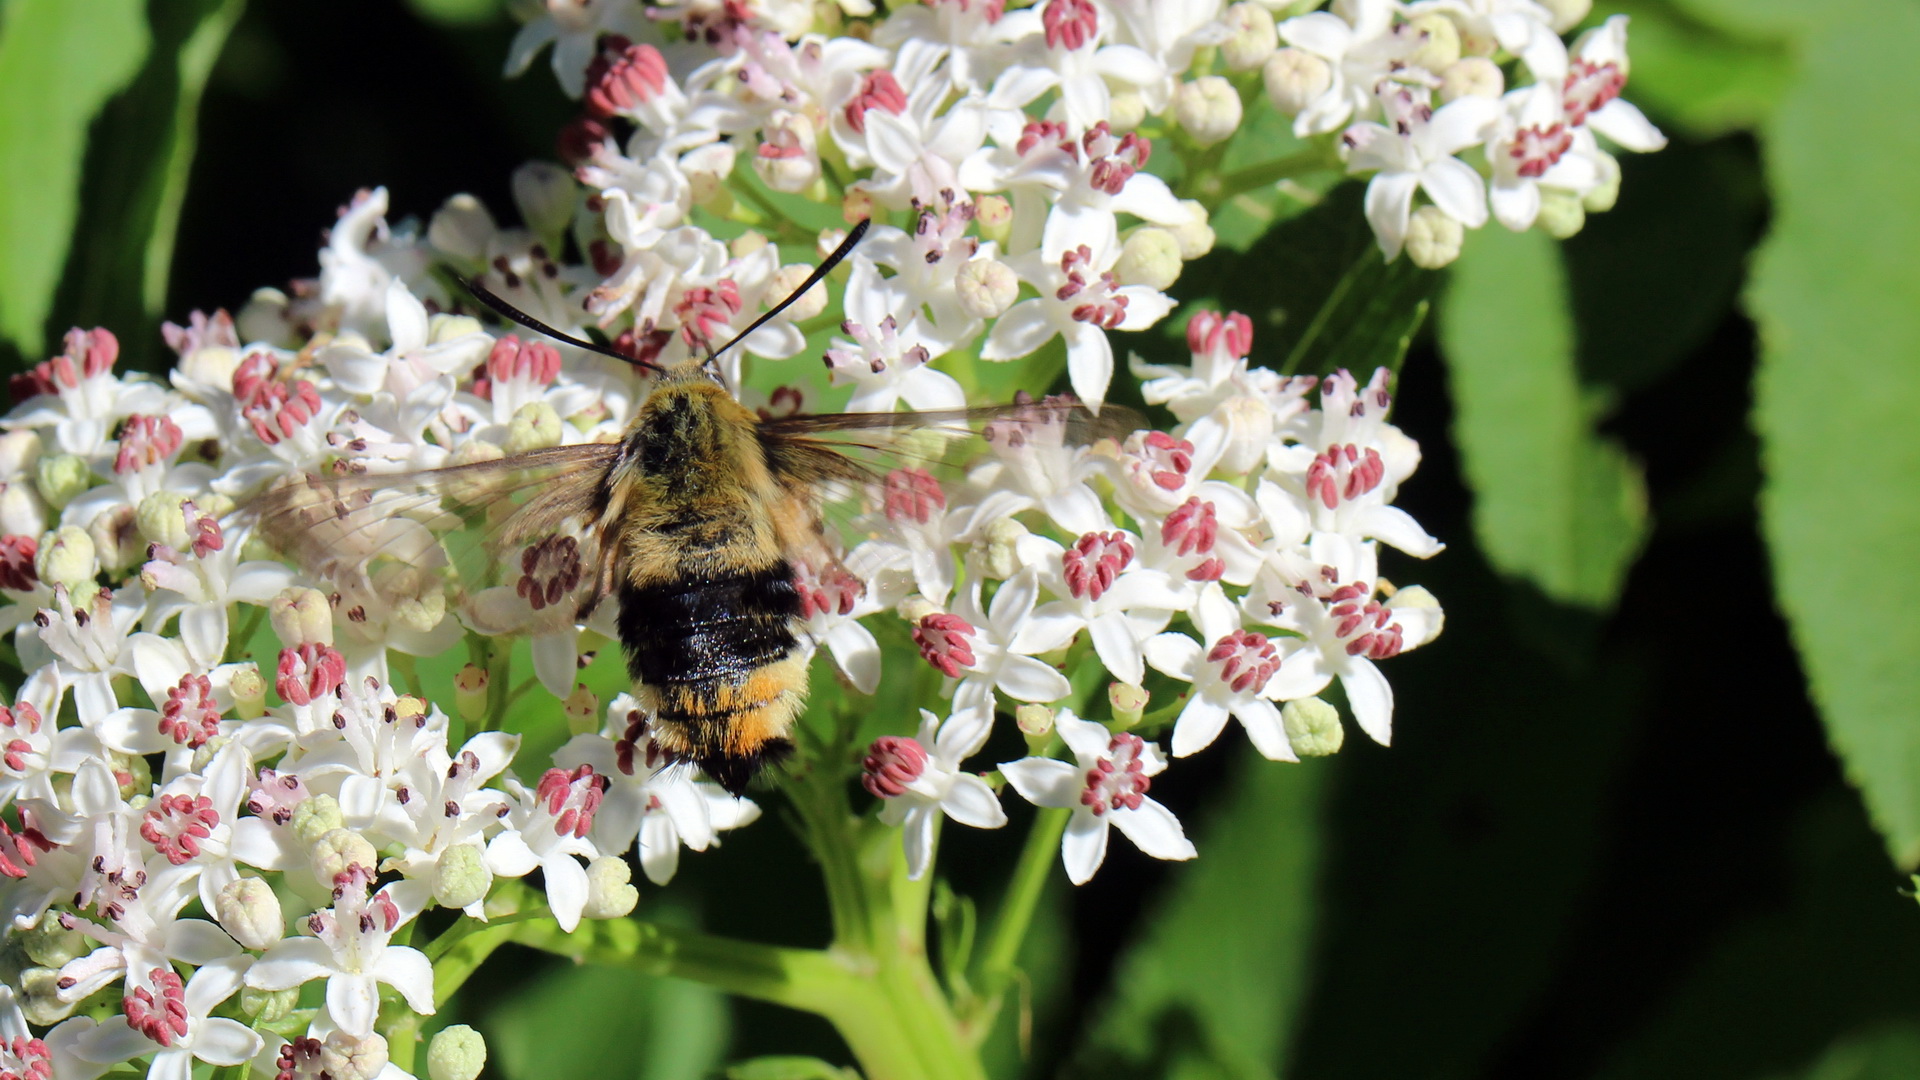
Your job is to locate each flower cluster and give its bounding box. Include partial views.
[1263,0,1665,263]
[0,0,1677,1071]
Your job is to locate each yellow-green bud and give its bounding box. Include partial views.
[1538,0,1592,32]
[978,516,1029,581]
[1109,682,1149,728]
[19,968,74,1026]
[1222,3,1279,70]
[0,430,42,478]
[428,194,495,262]
[215,876,284,950]
[1116,228,1184,291]
[453,664,489,722]
[1402,12,1461,72]
[1014,703,1055,738]
[19,918,86,967]
[1386,584,1445,647]
[444,440,507,505]
[35,525,95,590]
[505,401,564,454]
[955,258,1019,319]
[135,491,194,552]
[240,984,299,1022]
[1108,88,1147,132]
[429,312,485,346]
[311,828,379,884]
[87,505,142,573]
[0,480,46,539]
[974,194,1013,246]
[1168,200,1216,261]
[1264,47,1332,115]
[1281,696,1344,756]
[1439,56,1504,102]
[270,586,334,648]
[582,856,639,920]
[1405,206,1466,269]
[1174,76,1243,147]
[1583,151,1622,213]
[564,684,600,735]
[291,794,346,848]
[427,1025,488,1080]
[433,843,494,910]
[320,1031,390,1080]
[768,263,828,323]
[513,160,576,242]
[897,595,941,625]
[33,454,91,512]
[1535,188,1587,239]
[190,734,231,775]
[230,664,266,719]
[841,187,876,226]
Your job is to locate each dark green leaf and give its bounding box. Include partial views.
[1748,0,1920,866]
[485,956,730,1080]
[725,1056,861,1080]
[1775,1025,1920,1080]
[1438,225,1648,610]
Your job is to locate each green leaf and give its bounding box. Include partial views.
[1067,753,1324,1079]
[1748,0,1920,867]
[484,957,730,1080]
[725,1057,861,1080]
[1600,0,1792,136]
[50,0,246,372]
[1437,225,1648,610]
[0,0,149,359]
[1775,1026,1920,1080]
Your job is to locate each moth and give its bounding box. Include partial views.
[254,221,1131,794]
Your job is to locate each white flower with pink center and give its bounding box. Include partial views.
[0,667,66,811]
[793,554,886,694]
[955,393,1115,537]
[7,327,168,457]
[1135,490,1265,594]
[140,510,296,670]
[71,955,261,1080]
[134,743,252,914]
[1013,531,1186,685]
[504,0,649,99]
[486,765,607,931]
[1485,84,1602,232]
[1561,15,1667,153]
[1341,82,1501,261]
[246,867,434,1038]
[1000,710,1195,884]
[23,584,146,724]
[925,571,1073,719]
[1273,0,1399,136]
[1143,583,1320,760]
[376,729,519,916]
[848,466,961,606]
[862,709,1006,880]
[824,259,967,414]
[1266,367,1443,558]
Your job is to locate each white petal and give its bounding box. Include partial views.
[544,854,589,933]
[1065,321,1114,411]
[1362,171,1419,261]
[1356,504,1445,558]
[1342,657,1394,745]
[192,1018,264,1065]
[1589,99,1668,153]
[1087,611,1145,685]
[1489,177,1541,232]
[979,299,1057,360]
[1420,156,1490,229]
[166,919,241,964]
[1170,695,1231,757]
[1424,96,1501,157]
[1013,608,1085,655]
[373,946,437,1016]
[485,832,540,878]
[327,972,379,1038]
[182,955,248,1015]
[1277,11,1353,57]
[384,280,428,353]
[1230,696,1297,762]
[1061,812,1110,885]
[1053,710,1111,761]
[940,774,1008,830]
[530,629,580,699]
[72,1017,151,1065]
[246,939,335,991]
[902,805,937,881]
[998,757,1082,809]
[179,604,228,670]
[994,655,1072,702]
[1110,798,1198,862]
[1143,632,1202,681]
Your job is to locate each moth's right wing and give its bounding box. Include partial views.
[248,442,629,630]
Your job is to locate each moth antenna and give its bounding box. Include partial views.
[456,274,665,375]
[706,218,871,366]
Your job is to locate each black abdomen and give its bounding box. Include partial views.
[617,565,801,702]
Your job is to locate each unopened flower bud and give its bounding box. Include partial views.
[18,968,73,1026]
[1116,228,1184,291]
[1174,76,1242,147]
[1402,12,1461,72]
[33,454,90,511]
[311,828,378,883]
[842,187,876,226]
[1015,703,1055,738]
[1537,0,1592,32]
[241,985,298,1022]
[19,918,86,967]
[730,231,770,260]
[513,160,576,242]
[1439,56,1503,102]
[1583,150,1622,212]
[582,856,639,919]
[978,516,1029,580]
[1387,584,1445,647]
[230,664,266,719]
[433,843,493,910]
[1535,188,1587,239]
[564,684,599,735]
[454,664,489,721]
[505,400,564,454]
[428,1025,489,1080]
[35,525,94,589]
[755,109,821,193]
[0,430,41,478]
[767,264,828,323]
[270,586,334,647]
[88,505,142,572]
[444,440,507,505]
[215,876,284,950]
[1282,696,1344,756]
[135,491,193,551]
[1264,47,1332,115]
[1108,88,1147,132]
[291,794,345,848]
[429,313,484,346]
[320,1030,390,1080]
[1168,200,1215,261]
[0,480,46,538]
[1405,206,1466,269]
[237,287,297,348]
[974,194,1012,246]
[1222,3,1279,70]
[428,194,496,262]
[955,258,1019,319]
[897,594,941,625]
[1109,682,1149,728]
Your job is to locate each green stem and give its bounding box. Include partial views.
[1192,146,1340,204]
[962,807,1069,1037]
[482,636,512,732]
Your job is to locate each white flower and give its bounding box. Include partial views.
[246,867,435,1038]
[824,260,967,414]
[1273,0,1399,136]
[1013,531,1185,685]
[1485,84,1599,232]
[485,766,606,931]
[1000,709,1195,884]
[1562,15,1666,153]
[73,955,262,1080]
[930,571,1073,720]
[1142,583,1319,760]
[1342,83,1500,261]
[504,0,648,98]
[863,709,1007,880]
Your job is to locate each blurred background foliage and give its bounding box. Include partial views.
[2,0,1919,1077]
